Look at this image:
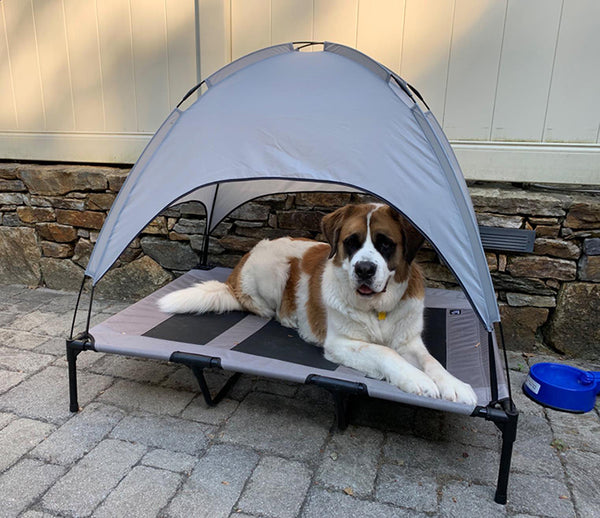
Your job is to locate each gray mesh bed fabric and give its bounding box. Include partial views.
[90,268,508,416]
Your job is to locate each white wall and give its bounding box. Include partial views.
[1,0,598,183]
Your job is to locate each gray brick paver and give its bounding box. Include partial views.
[181,395,240,425]
[92,465,182,518]
[0,345,55,372]
[166,444,259,518]
[507,473,576,518]
[237,456,312,518]
[220,391,332,461]
[561,449,600,518]
[440,481,506,517]
[0,459,65,518]
[316,424,384,496]
[301,487,413,518]
[19,511,60,518]
[31,402,126,465]
[0,365,113,424]
[511,414,564,477]
[110,414,213,454]
[98,379,195,415]
[0,417,56,472]
[383,433,499,485]
[88,354,177,384]
[0,410,16,430]
[0,369,26,394]
[547,408,600,452]
[374,464,438,513]
[0,329,49,351]
[7,311,59,333]
[141,448,197,473]
[41,438,146,516]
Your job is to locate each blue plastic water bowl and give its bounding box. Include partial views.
[523,362,600,413]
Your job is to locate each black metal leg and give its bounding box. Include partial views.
[189,366,241,406]
[304,374,367,431]
[494,407,519,504]
[66,344,80,413]
[66,334,95,413]
[332,391,351,431]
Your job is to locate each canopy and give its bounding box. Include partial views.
[86,42,500,331]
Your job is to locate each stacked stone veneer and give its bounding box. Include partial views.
[1,163,598,359]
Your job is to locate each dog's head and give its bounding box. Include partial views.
[322,204,424,297]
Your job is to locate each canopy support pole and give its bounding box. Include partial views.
[487,331,499,404]
[200,184,220,267]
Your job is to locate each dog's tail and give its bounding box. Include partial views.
[157,280,243,314]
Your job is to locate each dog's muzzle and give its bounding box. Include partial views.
[355,261,377,281]
[354,261,380,296]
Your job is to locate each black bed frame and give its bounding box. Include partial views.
[66,225,532,505]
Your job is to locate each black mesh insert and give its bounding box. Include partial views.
[232,320,338,370]
[143,311,247,344]
[422,307,447,367]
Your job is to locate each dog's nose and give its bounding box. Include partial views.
[355,261,377,280]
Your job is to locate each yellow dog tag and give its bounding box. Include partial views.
[378,311,387,321]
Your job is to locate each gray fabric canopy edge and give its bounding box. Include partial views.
[84,41,500,332]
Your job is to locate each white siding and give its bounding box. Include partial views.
[0,0,598,183]
[491,0,563,142]
[544,0,600,143]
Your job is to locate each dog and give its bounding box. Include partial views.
[158,203,478,405]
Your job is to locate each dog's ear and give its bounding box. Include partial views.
[384,206,425,263]
[399,216,425,264]
[321,206,352,259]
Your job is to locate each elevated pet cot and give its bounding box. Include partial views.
[67,42,530,504]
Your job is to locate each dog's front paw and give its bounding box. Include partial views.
[435,375,478,406]
[389,365,440,399]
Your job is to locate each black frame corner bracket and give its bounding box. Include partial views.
[66,332,96,413]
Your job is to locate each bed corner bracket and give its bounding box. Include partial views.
[169,351,241,407]
[472,401,519,505]
[66,332,96,413]
[305,375,368,431]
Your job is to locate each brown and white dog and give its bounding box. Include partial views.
[158,203,477,405]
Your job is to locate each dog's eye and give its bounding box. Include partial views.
[343,234,362,258]
[375,234,396,259]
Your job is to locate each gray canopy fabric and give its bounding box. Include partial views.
[85,42,500,331]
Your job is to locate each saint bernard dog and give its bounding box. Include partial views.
[159,203,477,405]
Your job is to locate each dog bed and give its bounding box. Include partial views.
[66,42,522,504]
[87,267,508,413]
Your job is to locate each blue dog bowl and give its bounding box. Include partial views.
[523,362,600,413]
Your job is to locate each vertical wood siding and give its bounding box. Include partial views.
[0,0,598,181]
[1,0,196,134]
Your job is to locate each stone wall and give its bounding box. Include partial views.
[1,163,599,359]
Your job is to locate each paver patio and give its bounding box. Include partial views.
[0,283,598,517]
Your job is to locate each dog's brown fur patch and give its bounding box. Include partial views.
[402,263,425,300]
[225,252,254,310]
[301,243,330,343]
[279,257,300,320]
[322,204,374,265]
